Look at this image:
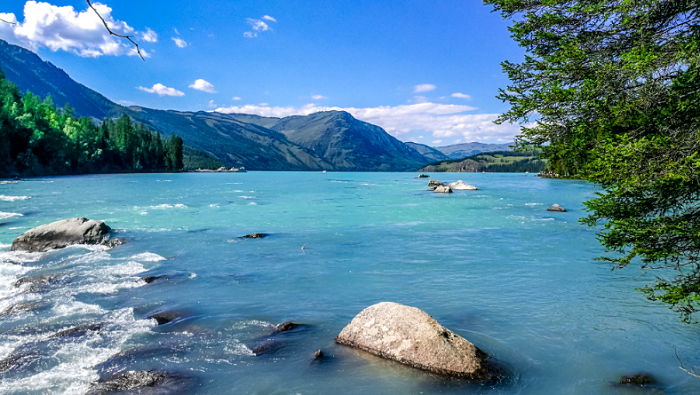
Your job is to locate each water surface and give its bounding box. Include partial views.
[1,172,698,394]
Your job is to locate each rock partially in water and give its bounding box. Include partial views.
[274,321,300,333]
[336,302,491,380]
[10,217,121,252]
[0,349,40,373]
[547,204,567,212]
[428,179,444,187]
[448,180,478,190]
[620,373,656,386]
[86,370,191,394]
[13,273,62,293]
[251,339,281,356]
[148,311,186,326]
[50,323,105,338]
[0,301,46,317]
[314,349,324,359]
[433,186,453,194]
[140,275,168,284]
[242,233,268,239]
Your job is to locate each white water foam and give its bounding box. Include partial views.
[0,212,23,219]
[147,204,187,209]
[0,195,31,202]
[239,196,254,199]
[130,252,167,262]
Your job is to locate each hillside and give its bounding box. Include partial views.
[405,142,450,162]
[419,151,546,173]
[0,40,431,171]
[435,142,513,159]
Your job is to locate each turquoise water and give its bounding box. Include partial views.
[0,172,698,394]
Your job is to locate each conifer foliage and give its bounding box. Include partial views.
[0,67,183,176]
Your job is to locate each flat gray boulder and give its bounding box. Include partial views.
[11,218,118,252]
[547,204,567,212]
[336,302,490,380]
[433,186,452,194]
[448,180,478,190]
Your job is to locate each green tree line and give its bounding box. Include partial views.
[0,67,183,177]
[485,0,700,322]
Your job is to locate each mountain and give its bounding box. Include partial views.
[0,39,431,171]
[405,142,450,162]
[419,151,545,173]
[435,142,513,159]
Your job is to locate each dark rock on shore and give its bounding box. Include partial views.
[274,322,300,333]
[336,302,491,380]
[547,204,567,212]
[50,323,105,338]
[242,233,268,239]
[86,370,192,394]
[10,218,123,252]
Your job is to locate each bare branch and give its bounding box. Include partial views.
[675,348,700,379]
[0,18,16,25]
[86,0,144,61]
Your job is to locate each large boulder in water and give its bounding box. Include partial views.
[428,179,444,187]
[448,180,478,190]
[11,218,121,252]
[433,186,452,194]
[546,204,567,212]
[335,302,491,380]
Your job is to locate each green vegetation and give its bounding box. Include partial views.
[486,0,700,321]
[420,150,546,173]
[0,67,184,177]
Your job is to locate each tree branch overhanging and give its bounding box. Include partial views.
[86,0,145,61]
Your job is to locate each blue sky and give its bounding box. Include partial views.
[0,0,524,146]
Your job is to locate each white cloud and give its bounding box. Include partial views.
[412,95,429,104]
[189,79,216,93]
[137,83,185,97]
[244,16,274,38]
[0,1,150,58]
[414,84,436,93]
[232,96,242,101]
[208,100,217,108]
[140,27,157,42]
[432,140,443,145]
[173,27,180,35]
[418,135,424,139]
[311,94,327,100]
[172,37,187,48]
[215,102,522,143]
[452,92,471,100]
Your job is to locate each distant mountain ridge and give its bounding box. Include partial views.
[435,142,513,159]
[0,39,432,171]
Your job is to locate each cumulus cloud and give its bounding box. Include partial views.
[172,37,187,48]
[414,84,436,93]
[189,79,216,93]
[215,102,522,143]
[432,140,443,144]
[0,1,150,58]
[232,96,242,101]
[244,16,275,38]
[140,27,157,42]
[311,94,327,100]
[452,92,471,100]
[137,83,185,97]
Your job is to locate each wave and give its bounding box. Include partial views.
[140,204,187,209]
[239,196,254,199]
[0,212,23,219]
[0,195,31,202]
[130,252,167,262]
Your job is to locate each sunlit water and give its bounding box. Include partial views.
[0,172,698,394]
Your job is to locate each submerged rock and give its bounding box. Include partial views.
[620,373,656,386]
[0,301,46,317]
[547,204,567,212]
[148,310,186,326]
[433,186,453,194]
[50,323,105,338]
[251,339,281,356]
[242,233,268,239]
[10,218,123,252]
[0,349,40,373]
[336,302,491,380]
[140,275,168,284]
[428,179,444,187]
[13,273,62,292]
[448,180,478,190]
[87,370,191,394]
[274,321,300,333]
[314,349,324,359]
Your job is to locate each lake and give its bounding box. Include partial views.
[0,172,698,394]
